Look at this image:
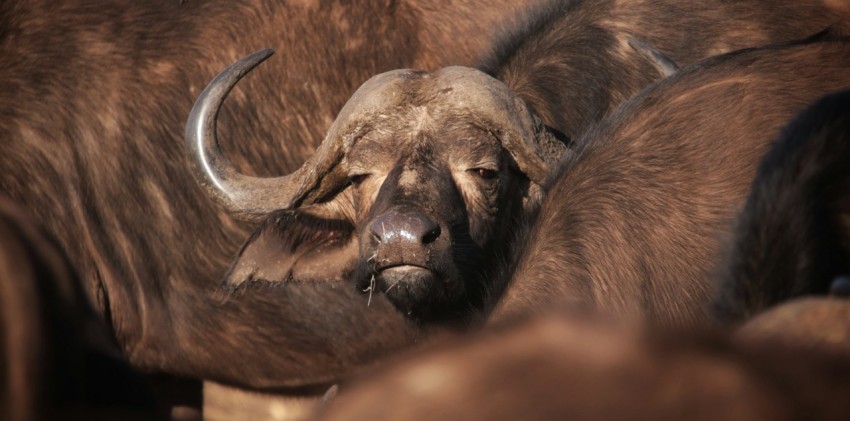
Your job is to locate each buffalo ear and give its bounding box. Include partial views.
[530,116,575,173]
[628,36,680,78]
[224,210,358,287]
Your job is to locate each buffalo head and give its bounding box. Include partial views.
[185,50,568,322]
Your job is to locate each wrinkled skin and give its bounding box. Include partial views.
[346,118,526,320]
[207,65,566,323]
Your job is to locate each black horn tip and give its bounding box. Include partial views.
[248,48,275,63]
[229,48,276,78]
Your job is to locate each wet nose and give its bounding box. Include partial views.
[370,210,441,246]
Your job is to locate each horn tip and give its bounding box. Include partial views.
[254,48,275,60]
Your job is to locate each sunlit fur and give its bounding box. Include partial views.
[481,0,845,141]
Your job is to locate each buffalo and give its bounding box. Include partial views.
[208,0,849,325]
[0,0,529,388]
[490,34,850,326]
[0,0,845,398]
[320,84,850,420]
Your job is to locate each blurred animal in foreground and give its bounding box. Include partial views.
[0,0,528,388]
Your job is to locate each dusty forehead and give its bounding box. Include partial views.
[329,65,540,171]
[340,66,520,118]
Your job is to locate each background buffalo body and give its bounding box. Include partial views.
[492,36,850,326]
[482,0,846,141]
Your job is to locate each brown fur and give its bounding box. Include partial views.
[482,0,847,141]
[491,36,850,326]
[0,0,528,387]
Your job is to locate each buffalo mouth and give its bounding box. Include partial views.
[378,264,438,295]
[366,263,455,317]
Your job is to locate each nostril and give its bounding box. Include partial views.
[421,225,441,245]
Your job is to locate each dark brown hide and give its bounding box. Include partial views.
[0,0,528,388]
[322,315,850,421]
[0,197,160,421]
[482,0,847,141]
[491,36,850,326]
[713,90,850,322]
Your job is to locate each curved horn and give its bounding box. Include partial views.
[185,49,332,220]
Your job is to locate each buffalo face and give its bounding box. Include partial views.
[347,113,529,319]
[185,51,568,322]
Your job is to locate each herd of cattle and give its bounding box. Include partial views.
[1,0,849,419]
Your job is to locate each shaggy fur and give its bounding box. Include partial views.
[480,0,846,141]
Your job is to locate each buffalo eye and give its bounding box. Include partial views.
[349,174,370,186]
[469,168,498,180]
